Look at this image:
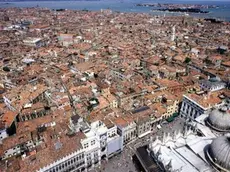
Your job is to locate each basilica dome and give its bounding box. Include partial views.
[207,136,230,171]
[206,107,230,132]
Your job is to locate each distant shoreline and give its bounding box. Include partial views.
[154,8,209,14]
[0,0,229,22]
[136,3,219,9]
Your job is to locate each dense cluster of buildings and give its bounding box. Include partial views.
[0,7,230,172]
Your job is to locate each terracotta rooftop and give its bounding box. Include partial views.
[2,132,32,151]
[112,117,128,128]
[185,91,222,109]
[19,128,85,172]
[1,110,17,127]
[155,78,182,88]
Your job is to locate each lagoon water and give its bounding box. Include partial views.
[0,0,230,21]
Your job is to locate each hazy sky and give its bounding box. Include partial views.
[146,0,230,1]
[137,0,230,2]
[163,0,230,1]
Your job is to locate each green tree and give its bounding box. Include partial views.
[184,57,191,64]
[3,66,10,72]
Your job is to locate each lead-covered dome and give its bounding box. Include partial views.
[206,107,230,132]
[207,136,230,171]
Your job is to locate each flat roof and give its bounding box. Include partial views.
[23,37,41,43]
[175,146,212,172]
[187,137,213,164]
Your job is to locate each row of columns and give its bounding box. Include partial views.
[20,109,49,122]
[124,129,136,144]
[181,101,201,120]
